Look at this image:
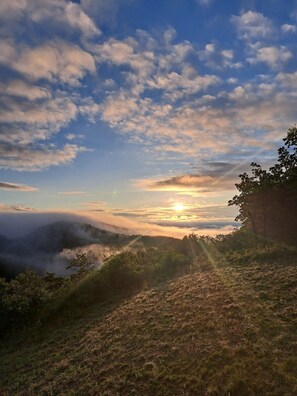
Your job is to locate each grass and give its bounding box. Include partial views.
[1,253,297,395]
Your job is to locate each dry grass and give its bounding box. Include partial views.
[1,258,297,395]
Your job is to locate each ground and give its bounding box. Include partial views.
[1,259,297,395]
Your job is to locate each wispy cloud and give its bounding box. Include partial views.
[0,182,38,191]
[0,203,37,212]
[58,191,87,196]
[196,0,213,6]
[0,143,87,171]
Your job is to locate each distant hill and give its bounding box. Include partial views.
[0,221,180,277]
[0,221,130,277]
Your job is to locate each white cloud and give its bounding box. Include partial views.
[0,0,100,38]
[0,143,87,171]
[63,2,100,38]
[99,72,297,160]
[0,80,50,100]
[231,11,275,41]
[282,24,297,33]
[198,43,241,69]
[0,96,78,133]
[277,71,297,88]
[11,41,96,85]
[66,134,85,141]
[248,45,292,70]
[147,68,220,100]
[0,2,100,173]
[93,31,220,101]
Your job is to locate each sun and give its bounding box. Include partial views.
[173,203,185,212]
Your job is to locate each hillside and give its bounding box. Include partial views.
[0,221,180,277]
[1,256,297,395]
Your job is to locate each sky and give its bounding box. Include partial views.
[0,0,297,238]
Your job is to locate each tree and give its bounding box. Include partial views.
[229,126,297,244]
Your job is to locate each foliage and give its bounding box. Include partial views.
[229,126,297,244]
[66,253,95,279]
[0,246,194,336]
[0,271,52,333]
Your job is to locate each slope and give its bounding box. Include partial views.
[1,259,297,395]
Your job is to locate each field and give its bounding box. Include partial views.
[1,251,297,395]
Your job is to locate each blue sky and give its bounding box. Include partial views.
[0,0,297,237]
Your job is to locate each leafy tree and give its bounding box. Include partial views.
[229,126,297,244]
[66,253,94,278]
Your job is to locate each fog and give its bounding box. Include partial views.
[0,217,125,277]
[0,211,118,238]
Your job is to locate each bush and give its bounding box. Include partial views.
[100,251,146,292]
[0,271,51,334]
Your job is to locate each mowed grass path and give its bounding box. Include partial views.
[1,260,297,395]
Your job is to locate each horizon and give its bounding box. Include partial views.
[1,0,297,237]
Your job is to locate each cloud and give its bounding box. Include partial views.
[66,134,85,141]
[0,0,100,38]
[198,43,242,69]
[0,203,37,213]
[196,0,213,5]
[0,3,100,173]
[231,11,275,41]
[0,143,87,171]
[247,45,292,69]
[277,71,297,88]
[0,209,236,240]
[58,191,87,196]
[282,24,297,33]
[93,28,297,159]
[99,70,297,159]
[0,40,96,85]
[0,182,38,191]
[0,6,295,177]
[0,96,78,130]
[147,67,220,99]
[92,30,220,100]
[136,172,236,193]
[81,201,107,208]
[0,80,50,100]
[80,0,132,27]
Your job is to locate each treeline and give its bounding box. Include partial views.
[229,126,297,245]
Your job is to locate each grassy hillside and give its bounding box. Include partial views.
[1,250,297,395]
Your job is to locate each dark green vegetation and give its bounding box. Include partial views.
[0,236,191,335]
[229,126,297,245]
[1,229,297,395]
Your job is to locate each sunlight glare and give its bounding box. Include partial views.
[173,203,185,212]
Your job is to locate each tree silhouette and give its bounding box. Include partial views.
[229,126,297,244]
